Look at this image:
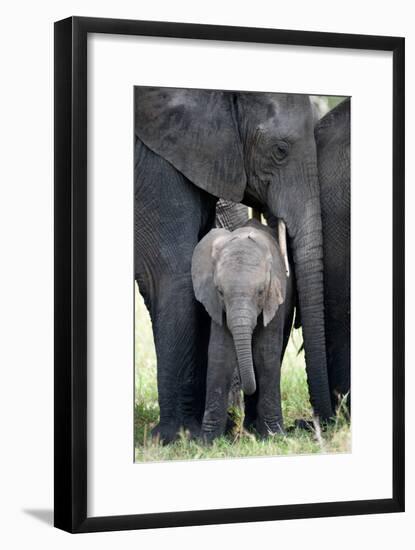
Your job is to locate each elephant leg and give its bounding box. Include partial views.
[317,98,351,413]
[149,274,212,442]
[253,322,284,437]
[135,138,216,443]
[326,319,350,413]
[244,299,293,433]
[243,393,258,432]
[201,323,236,443]
[322,200,350,413]
[243,321,278,432]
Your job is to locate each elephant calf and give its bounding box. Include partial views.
[191,219,294,442]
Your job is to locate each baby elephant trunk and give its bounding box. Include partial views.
[230,323,256,396]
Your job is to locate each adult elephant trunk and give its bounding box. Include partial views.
[290,195,333,421]
[229,320,256,396]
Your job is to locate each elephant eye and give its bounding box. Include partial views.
[274,140,289,163]
[258,289,264,297]
[218,288,224,297]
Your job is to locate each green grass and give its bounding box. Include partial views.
[134,285,351,462]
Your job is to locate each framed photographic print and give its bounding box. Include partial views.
[54,16,405,533]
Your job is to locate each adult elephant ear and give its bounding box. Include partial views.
[135,87,247,202]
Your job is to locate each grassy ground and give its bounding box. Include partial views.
[134,285,351,462]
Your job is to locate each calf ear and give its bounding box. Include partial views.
[135,87,247,202]
[191,229,229,325]
[263,253,286,327]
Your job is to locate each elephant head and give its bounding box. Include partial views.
[135,87,333,420]
[191,222,286,396]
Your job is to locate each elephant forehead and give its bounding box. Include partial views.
[239,92,313,138]
[217,240,267,269]
[232,228,270,249]
[240,92,310,116]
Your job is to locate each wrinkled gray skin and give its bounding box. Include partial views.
[315,98,351,411]
[135,87,333,444]
[192,220,294,442]
[215,199,249,231]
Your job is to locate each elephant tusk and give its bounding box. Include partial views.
[278,219,290,278]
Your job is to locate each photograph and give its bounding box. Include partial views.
[52,12,404,535]
[134,87,351,462]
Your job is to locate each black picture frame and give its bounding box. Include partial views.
[54,16,405,533]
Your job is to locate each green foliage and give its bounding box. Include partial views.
[134,285,351,462]
[326,96,346,110]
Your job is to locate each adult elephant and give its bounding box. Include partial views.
[315,98,351,411]
[135,87,333,443]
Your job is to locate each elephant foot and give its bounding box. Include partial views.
[200,430,222,445]
[255,417,285,439]
[290,417,331,433]
[182,417,201,440]
[151,420,180,445]
[291,419,314,432]
[200,423,227,445]
[200,431,214,445]
[243,414,256,433]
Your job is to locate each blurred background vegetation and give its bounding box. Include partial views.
[134,95,350,462]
